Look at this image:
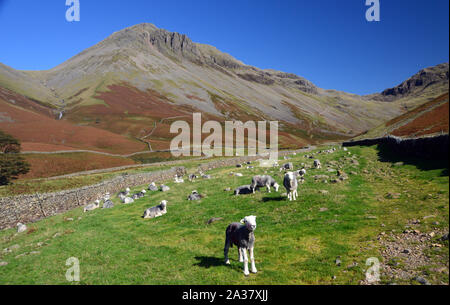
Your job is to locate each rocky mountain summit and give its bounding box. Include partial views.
[368,62,449,102]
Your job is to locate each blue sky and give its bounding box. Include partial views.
[0,0,448,94]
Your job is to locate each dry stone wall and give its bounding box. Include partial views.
[343,134,449,159]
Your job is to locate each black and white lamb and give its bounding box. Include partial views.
[224,215,258,276]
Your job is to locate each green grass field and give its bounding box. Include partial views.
[0,145,448,285]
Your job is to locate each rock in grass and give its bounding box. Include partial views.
[17,223,27,233]
[207,217,223,225]
[124,197,134,204]
[415,276,431,285]
[386,192,401,199]
[347,262,358,269]
[160,185,170,192]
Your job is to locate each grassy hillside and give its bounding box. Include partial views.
[355,93,449,140]
[0,145,448,284]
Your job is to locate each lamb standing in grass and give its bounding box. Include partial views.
[84,200,100,212]
[224,215,258,276]
[283,172,298,201]
[142,200,167,219]
[250,175,279,193]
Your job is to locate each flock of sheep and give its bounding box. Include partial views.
[78,146,343,276]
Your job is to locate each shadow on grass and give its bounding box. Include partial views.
[262,196,285,202]
[194,256,224,268]
[376,143,449,176]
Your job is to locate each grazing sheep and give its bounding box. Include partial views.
[160,185,170,192]
[132,194,139,200]
[103,200,114,209]
[236,164,243,168]
[142,200,167,219]
[250,175,279,193]
[314,159,322,169]
[188,174,198,182]
[202,174,211,179]
[188,190,203,201]
[148,183,158,191]
[234,173,243,177]
[224,215,258,276]
[84,200,100,212]
[283,172,298,201]
[298,177,305,184]
[234,185,253,196]
[17,222,27,233]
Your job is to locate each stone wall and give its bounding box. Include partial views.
[0,149,303,230]
[0,167,184,230]
[343,134,449,159]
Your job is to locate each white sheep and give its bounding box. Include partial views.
[283,172,298,201]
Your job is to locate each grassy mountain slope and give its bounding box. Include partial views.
[355,93,449,139]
